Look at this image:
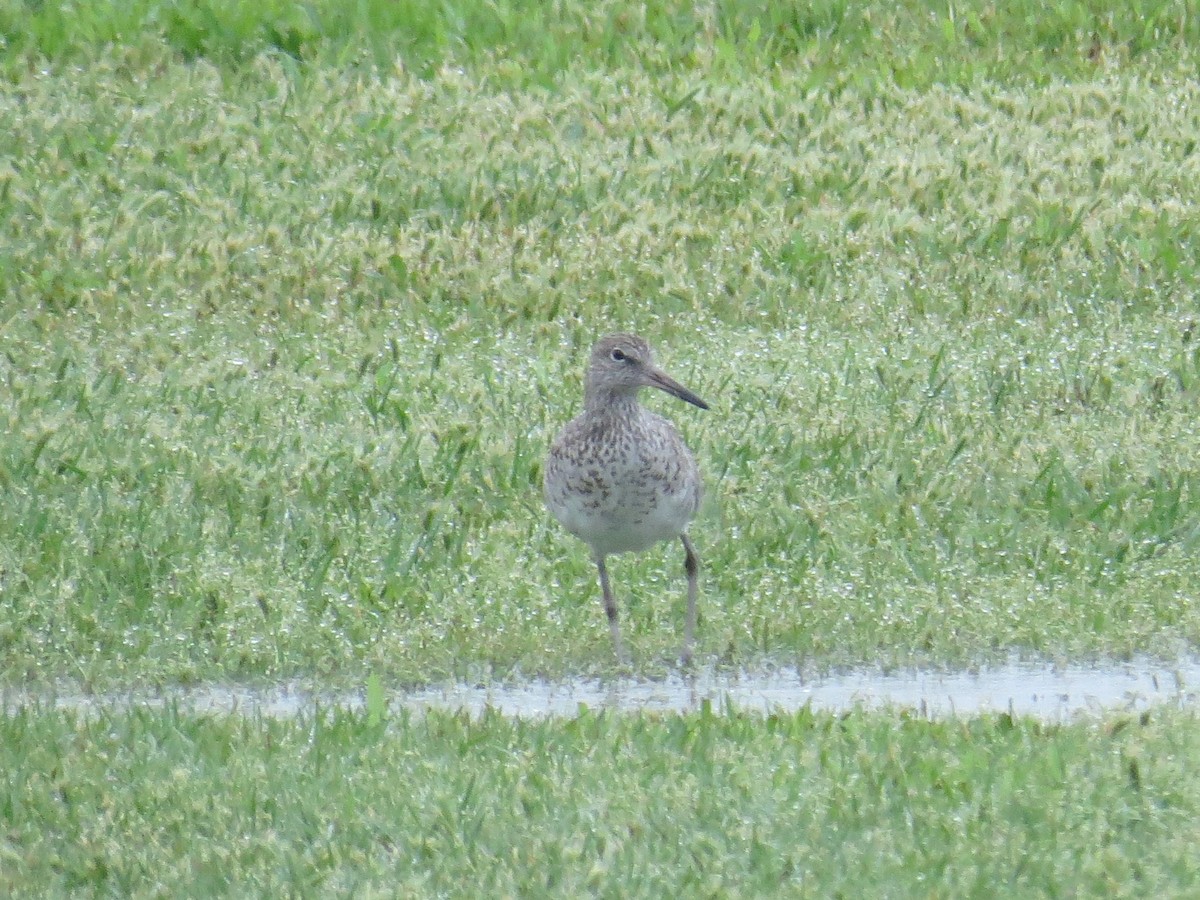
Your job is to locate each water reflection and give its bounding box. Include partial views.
[7,656,1199,721]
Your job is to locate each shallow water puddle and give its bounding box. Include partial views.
[8,657,1200,721]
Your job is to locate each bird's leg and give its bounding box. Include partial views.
[681,534,699,666]
[595,555,628,663]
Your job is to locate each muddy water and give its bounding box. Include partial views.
[7,656,1200,721]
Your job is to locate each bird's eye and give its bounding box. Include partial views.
[610,349,627,362]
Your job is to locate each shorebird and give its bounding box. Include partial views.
[544,333,709,664]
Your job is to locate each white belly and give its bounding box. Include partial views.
[551,482,697,556]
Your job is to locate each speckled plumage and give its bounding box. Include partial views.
[544,334,708,664]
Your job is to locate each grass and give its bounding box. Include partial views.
[3,1,1200,892]
[3,702,1199,895]
[4,16,1200,685]
[2,0,1198,86]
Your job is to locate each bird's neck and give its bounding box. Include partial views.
[583,389,642,418]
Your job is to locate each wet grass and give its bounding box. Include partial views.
[5,23,1200,685]
[3,702,1199,895]
[5,0,1200,894]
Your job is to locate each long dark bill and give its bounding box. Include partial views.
[647,369,710,411]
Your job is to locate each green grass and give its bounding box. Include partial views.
[2,0,1198,86]
[3,702,1199,895]
[4,9,1200,684]
[3,3,1200,891]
